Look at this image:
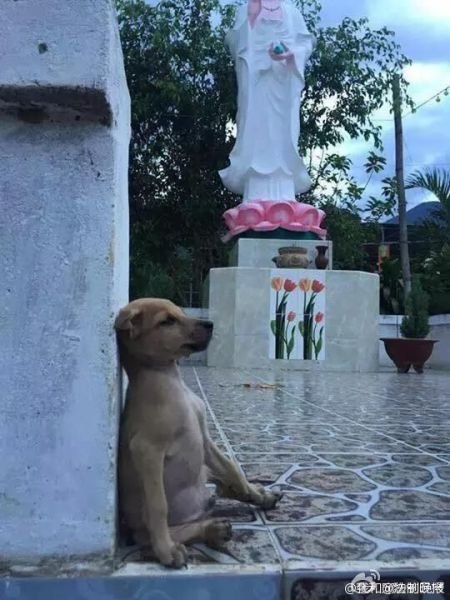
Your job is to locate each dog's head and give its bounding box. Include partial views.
[114,298,213,364]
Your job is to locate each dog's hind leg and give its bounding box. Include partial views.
[129,436,188,568]
[170,518,232,548]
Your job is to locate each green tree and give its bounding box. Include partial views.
[420,245,450,315]
[404,169,450,314]
[407,168,450,209]
[116,0,412,301]
[320,200,379,270]
[116,0,238,302]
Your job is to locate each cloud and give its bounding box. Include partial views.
[367,0,450,28]
[321,0,450,62]
[316,1,450,211]
[404,62,450,105]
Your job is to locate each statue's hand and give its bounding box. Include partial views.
[269,43,293,62]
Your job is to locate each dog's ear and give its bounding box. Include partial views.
[114,305,143,340]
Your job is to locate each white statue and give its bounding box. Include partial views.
[219,0,315,204]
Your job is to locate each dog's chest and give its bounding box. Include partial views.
[165,386,206,484]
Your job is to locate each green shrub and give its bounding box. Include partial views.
[130,259,176,301]
[400,277,430,338]
[379,258,404,315]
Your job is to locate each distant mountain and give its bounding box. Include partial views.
[386,201,443,225]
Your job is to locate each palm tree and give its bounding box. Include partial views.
[405,168,450,226]
[405,167,450,252]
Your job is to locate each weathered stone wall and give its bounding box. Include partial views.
[0,0,130,563]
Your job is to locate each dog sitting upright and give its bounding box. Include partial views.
[115,298,282,568]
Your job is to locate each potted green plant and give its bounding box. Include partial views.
[381,277,438,373]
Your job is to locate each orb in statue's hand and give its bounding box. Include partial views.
[272,42,287,55]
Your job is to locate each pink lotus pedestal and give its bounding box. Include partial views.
[222,200,327,242]
[201,202,378,373]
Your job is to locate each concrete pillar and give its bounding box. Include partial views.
[0,0,130,564]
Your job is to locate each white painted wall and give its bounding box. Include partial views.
[0,0,130,564]
[380,314,450,370]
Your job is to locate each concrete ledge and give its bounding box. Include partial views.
[0,567,281,600]
[0,86,113,124]
[0,0,127,124]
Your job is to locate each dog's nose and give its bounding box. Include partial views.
[201,320,214,331]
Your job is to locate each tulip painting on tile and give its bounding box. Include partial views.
[269,270,326,360]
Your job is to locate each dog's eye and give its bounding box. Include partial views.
[160,316,177,326]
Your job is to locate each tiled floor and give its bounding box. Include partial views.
[5,366,450,599]
[178,366,450,598]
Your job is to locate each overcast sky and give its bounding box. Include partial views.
[318,0,450,211]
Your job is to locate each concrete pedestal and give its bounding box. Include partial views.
[0,0,130,564]
[207,268,379,372]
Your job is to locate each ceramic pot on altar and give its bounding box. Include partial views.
[272,247,310,269]
[315,245,329,270]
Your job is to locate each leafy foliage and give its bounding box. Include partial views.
[402,168,450,314]
[400,277,430,339]
[320,201,379,270]
[116,0,412,301]
[420,245,450,315]
[365,176,398,221]
[116,0,238,302]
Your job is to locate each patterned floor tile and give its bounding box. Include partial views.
[221,527,280,564]
[362,463,433,487]
[121,526,278,566]
[430,482,450,494]
[315,453,389,468]
[289,576,423,600]
[376,547,450,561]
[287,468,377,493]
[360,523,450,549]
[263,492,358,523]
[210,497,258,523]
[391,453,448,466]
[163,367,450,577]
[240,463,292,484]
[235,452,322,465]
[274,525,377,560]
[370,490,450,520]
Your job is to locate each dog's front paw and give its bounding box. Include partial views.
[252,484,283,510]
[155,541,188,569]
[262,488,283,510]
[204,518,233,548]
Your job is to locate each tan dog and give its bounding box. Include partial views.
[115,298,282,568]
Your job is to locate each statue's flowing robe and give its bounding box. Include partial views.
[220,2,315,202]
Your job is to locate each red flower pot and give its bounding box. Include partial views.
[380,338,438,373]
